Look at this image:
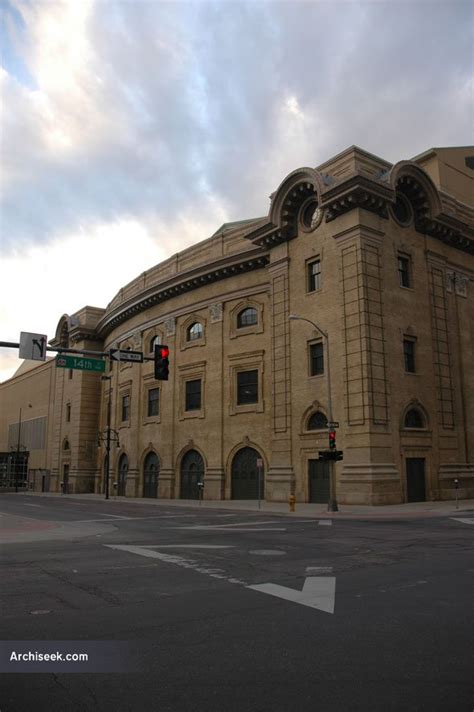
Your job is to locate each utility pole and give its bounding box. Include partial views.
[98,376,118,500]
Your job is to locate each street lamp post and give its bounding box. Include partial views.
[289,315,339,512]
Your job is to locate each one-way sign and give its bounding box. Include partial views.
[109,349,143,363]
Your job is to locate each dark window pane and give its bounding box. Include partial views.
[237,308,258,328]
[392,195,412,224]
[307,260,321,292]
[310,342,324,376]
[404,409,424,428]
[398,256,411,288]
[122,394,130,421]
[403,339,416,373]
[307,411,328,430]
[187,323,203,341]
[185,379,202,410]
[147,388,160,417]
[237,370,258,405]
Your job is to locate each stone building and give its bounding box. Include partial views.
[1,145,473,505]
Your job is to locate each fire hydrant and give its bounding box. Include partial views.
[289,494,296,512]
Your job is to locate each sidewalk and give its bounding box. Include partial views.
[12,491,474,520]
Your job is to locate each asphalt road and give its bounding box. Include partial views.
[1,494,473,712]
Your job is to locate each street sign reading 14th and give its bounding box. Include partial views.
[56,355,106,373]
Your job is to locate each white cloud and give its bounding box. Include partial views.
[1,0,472,381]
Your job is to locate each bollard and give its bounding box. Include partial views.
[289,494,296,512]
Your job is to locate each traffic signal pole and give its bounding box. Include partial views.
[289,315,339,512]
[323,335,338,512]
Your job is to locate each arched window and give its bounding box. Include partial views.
[63,439,70,451]
[404,408,425,429]
[118,453,129,496]
[143,451,160,498]
[187,322,203,341]
[237,308,258,328]
[307,411,328,430]
[149,334,161,353]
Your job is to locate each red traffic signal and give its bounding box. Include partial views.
[154,344,170,380]
[329,431,336,450]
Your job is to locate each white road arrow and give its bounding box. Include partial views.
[248,576,336,614]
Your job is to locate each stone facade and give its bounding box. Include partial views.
[1,145,473,504]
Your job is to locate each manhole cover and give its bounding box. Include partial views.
[249,549,286,556]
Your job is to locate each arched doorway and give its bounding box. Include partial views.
[231,447,264,499]
[143,452,160,498]
[180,450,204,499]
[118,454,128,496]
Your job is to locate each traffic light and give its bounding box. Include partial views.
[154,345,170,380]
[329,430,336,450]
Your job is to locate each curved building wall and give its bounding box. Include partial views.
[2,144,472,504]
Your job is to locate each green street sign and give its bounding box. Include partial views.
[56,355,106,373]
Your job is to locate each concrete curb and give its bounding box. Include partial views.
[6,491,474,521]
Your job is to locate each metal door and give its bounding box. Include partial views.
[180,450,204,499]
[231,447,264,499]
[118,454,128,496]
[143,452,160,498]
[308,459,329,503]
[406,458,426,502]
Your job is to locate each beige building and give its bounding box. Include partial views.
[1,145,473,505]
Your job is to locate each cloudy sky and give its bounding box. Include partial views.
[1,0,472,381]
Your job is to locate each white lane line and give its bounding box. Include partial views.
[146,544,234,549]
[72,515,202,523]
[105,545,248,585]
[183,520,286,528]
[318,520,332,526]
[23,504,42,508]
[306,566,333,574]
[451,518,474,525]
[105,544,335,614]
[170,526,287,532]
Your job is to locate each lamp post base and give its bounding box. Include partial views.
[328,499,339,512]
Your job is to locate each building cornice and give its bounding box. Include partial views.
[96,248,270,338]
[244,162,474,256]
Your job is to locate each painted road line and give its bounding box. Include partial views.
[105,545,247,584]
[105,545,336,614]
[23,504,43,508]
[451,518,474,524]
[146,544,234,549]
[73,515,190,523]
[248,577,336,614]
[306,566,333,574]
[171,527,287,532]
[178,520,287,528]
[318,520,332,526]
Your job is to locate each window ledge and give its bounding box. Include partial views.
[180,409,205,420]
